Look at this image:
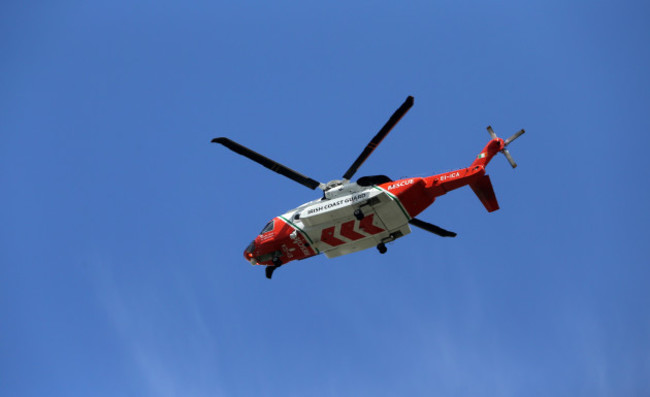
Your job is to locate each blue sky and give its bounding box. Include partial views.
[2,1,649,396]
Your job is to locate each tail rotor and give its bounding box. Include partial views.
[487,126,525,168]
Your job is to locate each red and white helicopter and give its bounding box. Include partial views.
[213,96,524,279]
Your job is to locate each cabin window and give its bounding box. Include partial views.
[260,220,274,234]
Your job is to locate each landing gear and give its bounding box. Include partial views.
[265,265,278,279]
[377,243,387,254]
[267,257,283,279]
[354,209,364,220]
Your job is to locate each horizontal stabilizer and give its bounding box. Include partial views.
[470,174,499,212]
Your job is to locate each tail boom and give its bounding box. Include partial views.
[471,137,505,169]
[423,165,486,197]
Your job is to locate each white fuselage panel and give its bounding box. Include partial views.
[283,185,412,259]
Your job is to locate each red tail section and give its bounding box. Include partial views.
[469,174,499,212]
[471,138,504,169]
[401,128,524,216]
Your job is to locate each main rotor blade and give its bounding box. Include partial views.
[342,96,414,181]
[212,137,322,190]
[409,218,457,237]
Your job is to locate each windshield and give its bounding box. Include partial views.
[260,220,274,234]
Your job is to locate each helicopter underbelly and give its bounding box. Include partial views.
[319,222,412,259]
[299,188,412,258]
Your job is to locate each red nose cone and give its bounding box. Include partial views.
[244,241,257,264]
[243,250,258,265]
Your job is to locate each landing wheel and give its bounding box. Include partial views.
[354,209,364,220]
[377,243,387,254]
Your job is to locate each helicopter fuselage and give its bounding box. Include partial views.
[244,157,493,268]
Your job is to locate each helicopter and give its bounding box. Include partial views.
[213,96,525,279]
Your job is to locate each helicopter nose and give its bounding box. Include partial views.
[244,241,257,265]
[244,251,257,265]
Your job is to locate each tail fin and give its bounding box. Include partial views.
[470,174,499,212]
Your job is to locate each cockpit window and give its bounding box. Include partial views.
[245,242,255,254]
[260,220,274,234]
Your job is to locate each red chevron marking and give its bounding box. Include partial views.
[340,220,365,241]
[320,226,345,246]
[359,214,385,235]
